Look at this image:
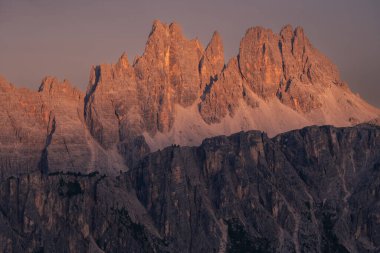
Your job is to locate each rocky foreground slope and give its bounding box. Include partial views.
[0,124,379,252]
[0,20,379,177]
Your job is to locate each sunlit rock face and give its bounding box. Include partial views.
[85,21,379,154]
[238,26,284,98]
[1,125,379,252]
[1,20,378,177]
[0,76,48,177]
[0,76,126,178]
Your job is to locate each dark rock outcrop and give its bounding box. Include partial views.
[1,124,379,252]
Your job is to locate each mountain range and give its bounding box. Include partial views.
[0,20,379,252]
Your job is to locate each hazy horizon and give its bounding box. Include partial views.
[0,0,379,107]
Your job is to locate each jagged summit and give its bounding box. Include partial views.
[0,20,379,177]
[116,52,130,68]
[84,20,379,152]
[38,76,82,97]
[0,75,13,92]
[199,30,225,91]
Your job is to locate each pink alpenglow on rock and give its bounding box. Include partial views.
[0,21,379,177]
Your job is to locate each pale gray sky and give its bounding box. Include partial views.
[0,0,379,106]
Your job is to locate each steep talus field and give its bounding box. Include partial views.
[0,125,379,252]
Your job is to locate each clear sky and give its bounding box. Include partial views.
[0,0,379,107]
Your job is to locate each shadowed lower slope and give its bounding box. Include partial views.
[0,124,379,252]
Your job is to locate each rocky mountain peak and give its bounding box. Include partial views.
[238,26,283,97]
[150,20,183,37]
[209,31,223,47]
[235,24,343,114]
[150,19,168,34]
[116,52,131,69]
[144,20,186,55]
[39,76,82,98]
[168,21,183,36]
[206,31,224,67]
[82,21,379,152]
[132,20,203,128]
[0,75,13,92]
[244,26,275,39]
[279,24,293,40]
[38,76,60,91]
[294,26,306,40]
[199,30,225,91]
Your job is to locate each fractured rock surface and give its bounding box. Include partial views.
[84,21,379,153]
[0,76,126,178]
[0,125,379,252]
[0,20,379,175]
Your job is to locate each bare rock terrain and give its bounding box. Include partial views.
[0,125,379,252]
[84,20,379,153]
[1,21,378,174]
[0,76,126,178]
[0,20,379,252]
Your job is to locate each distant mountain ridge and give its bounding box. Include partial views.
[0,20,379,176]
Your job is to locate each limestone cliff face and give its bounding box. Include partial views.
[1,125,379,252]
[134,21,204,134]
[199,57,245,123]
[0,76,126,178]
[199,31,225,92]
[85,53,141,149]
[0,77,47,176]
[37,77,96,174]
[238,26,284,98]
[135,21,203,108]
[275,25,342,112]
